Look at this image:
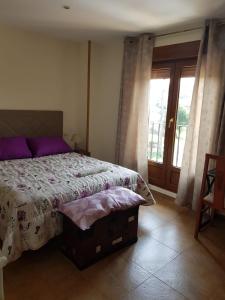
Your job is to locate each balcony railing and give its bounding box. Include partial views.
[148,122,165,163]
[148,122,188,167]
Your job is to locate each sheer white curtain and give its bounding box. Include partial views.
[0,253,7,300]
[116,34,154,180]
[176,20,225,209]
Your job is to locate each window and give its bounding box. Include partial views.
[173,67,195,167]
[148,69,170,163]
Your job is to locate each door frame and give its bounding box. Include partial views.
[148,55,198,192]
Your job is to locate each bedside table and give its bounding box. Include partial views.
[74,148,91,156]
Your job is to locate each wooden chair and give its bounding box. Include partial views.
[194,154,225,239]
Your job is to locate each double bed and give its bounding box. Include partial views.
[0,110,154,263]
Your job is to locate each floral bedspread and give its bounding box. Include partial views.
[0,153,154,263]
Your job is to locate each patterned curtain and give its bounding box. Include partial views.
[116,34,154,180]
[176,20,225,209]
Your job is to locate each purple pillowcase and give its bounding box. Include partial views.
[0,137,32,161]
[27,137,72,157]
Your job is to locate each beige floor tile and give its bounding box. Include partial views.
[150,223,197,252]
[119,235,179,273]
[4,191,225,300]
[143,194,190,219]
[80,258,129,300]
[42,272,106,300]
[147,201,184,222]
[81,253,151,296]
[155,243,225,300]
[5,249,82,300]
[170,210,196,231]
[127,275,187,300]
[138,208,168,236]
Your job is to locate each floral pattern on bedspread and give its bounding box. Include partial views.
[0,153,154,263]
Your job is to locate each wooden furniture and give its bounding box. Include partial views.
[194,154,225,239]
[0,110,63,137]
[61,206,139,269]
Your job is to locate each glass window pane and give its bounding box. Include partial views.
[173,67,195,167]
[148,69,170,163]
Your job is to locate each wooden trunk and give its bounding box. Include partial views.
[61,206,139,269]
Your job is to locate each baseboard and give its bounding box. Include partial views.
[149,184,176,199]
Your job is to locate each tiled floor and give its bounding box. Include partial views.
[4,191,225,300]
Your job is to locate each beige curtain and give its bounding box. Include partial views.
[116,34,154,180]
[216,23,225,155]
[176,20,225,209]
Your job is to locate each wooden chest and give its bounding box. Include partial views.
[61,206,139,269]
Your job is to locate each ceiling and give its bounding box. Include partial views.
[0,0,225,40]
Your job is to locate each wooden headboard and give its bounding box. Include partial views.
[0,110,63,137]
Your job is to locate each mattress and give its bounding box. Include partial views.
[0,152,154,263]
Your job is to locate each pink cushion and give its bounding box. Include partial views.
[0,137,32,161]
[27,137,72,157]
[59,186,145,230]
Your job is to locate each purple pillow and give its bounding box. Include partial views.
[27,137,72,157]
[0,137,32,161]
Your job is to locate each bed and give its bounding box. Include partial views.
[0,110,154,263]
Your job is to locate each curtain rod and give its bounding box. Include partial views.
[154,26,203,38]
[154,18,225,38]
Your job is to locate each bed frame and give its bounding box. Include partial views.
[0,109,63,299]
[0,110,63,137]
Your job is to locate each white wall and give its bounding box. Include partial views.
[0,24,203,162]
[89,40,123,162]
[0,24,85,143]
